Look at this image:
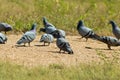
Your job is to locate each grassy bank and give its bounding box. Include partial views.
[0,0,120,35]
[0,61,119,80]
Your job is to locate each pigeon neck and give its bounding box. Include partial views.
[57,33,63,38]
[30,25,36,32]
[58,36,62,38]
[43,18,48,26]
[111,22,117,29]
[77,22,84,30]
[5,27,12,31]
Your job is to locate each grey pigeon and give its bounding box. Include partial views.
[0,23,12,34]
[16,23,37,46]
[40,17,57,34]
[77,20,96,41]
[94,35,120,49]
[52,29,66,38]
[40,17,66,38]
[109,20,120,40]
[56,30,73,54]
[40,33,54,46]
[0,33,7,44]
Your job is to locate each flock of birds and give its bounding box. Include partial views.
[1,17,120,54]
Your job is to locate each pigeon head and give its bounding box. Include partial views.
[42,17,48,26]
[40,34,47,42]
[39,28,45,33]
[5,27,12,31]
[67,48,74,54]
[109,20,115,24]
[109,20,117,28]
[30,23,37,30]
[77,20,84,30]
[1,23,12,31]
[53,30,63,38]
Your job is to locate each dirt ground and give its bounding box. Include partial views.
[0,34,120,67]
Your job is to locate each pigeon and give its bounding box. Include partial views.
[40,17,57,35]
[16,23,37,46]
[40,17,66,38]
[0,33,7,44]
[94,35,120,49]
[40,33,54,46]
[77,20,96,41]
[0,23,12,34]
[109,20,120,40]
[56,30,73,54]
[52,29,66,38]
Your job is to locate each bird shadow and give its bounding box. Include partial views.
[85,46,112,50]
[34,44,49,47]
[73,38,87,42]
[47,51,59,53]
[47,51,72,55]
[14,45,30,47]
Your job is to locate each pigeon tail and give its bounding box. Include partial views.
[66,48,74,54]
[16,39,23,44]
[64,43,73,54]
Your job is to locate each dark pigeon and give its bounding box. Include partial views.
[0,23,12,34]
[56,30,73,54]
[0,33,7,44]
[40,33,54,46]
[77,20,97,41]
[109,20,120,40]
[16,23,37,46]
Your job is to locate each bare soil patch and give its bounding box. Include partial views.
[0,35,120,67]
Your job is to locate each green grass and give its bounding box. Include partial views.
[0,0,120,35]
[0,1,120,79]
[0,61,120,80]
